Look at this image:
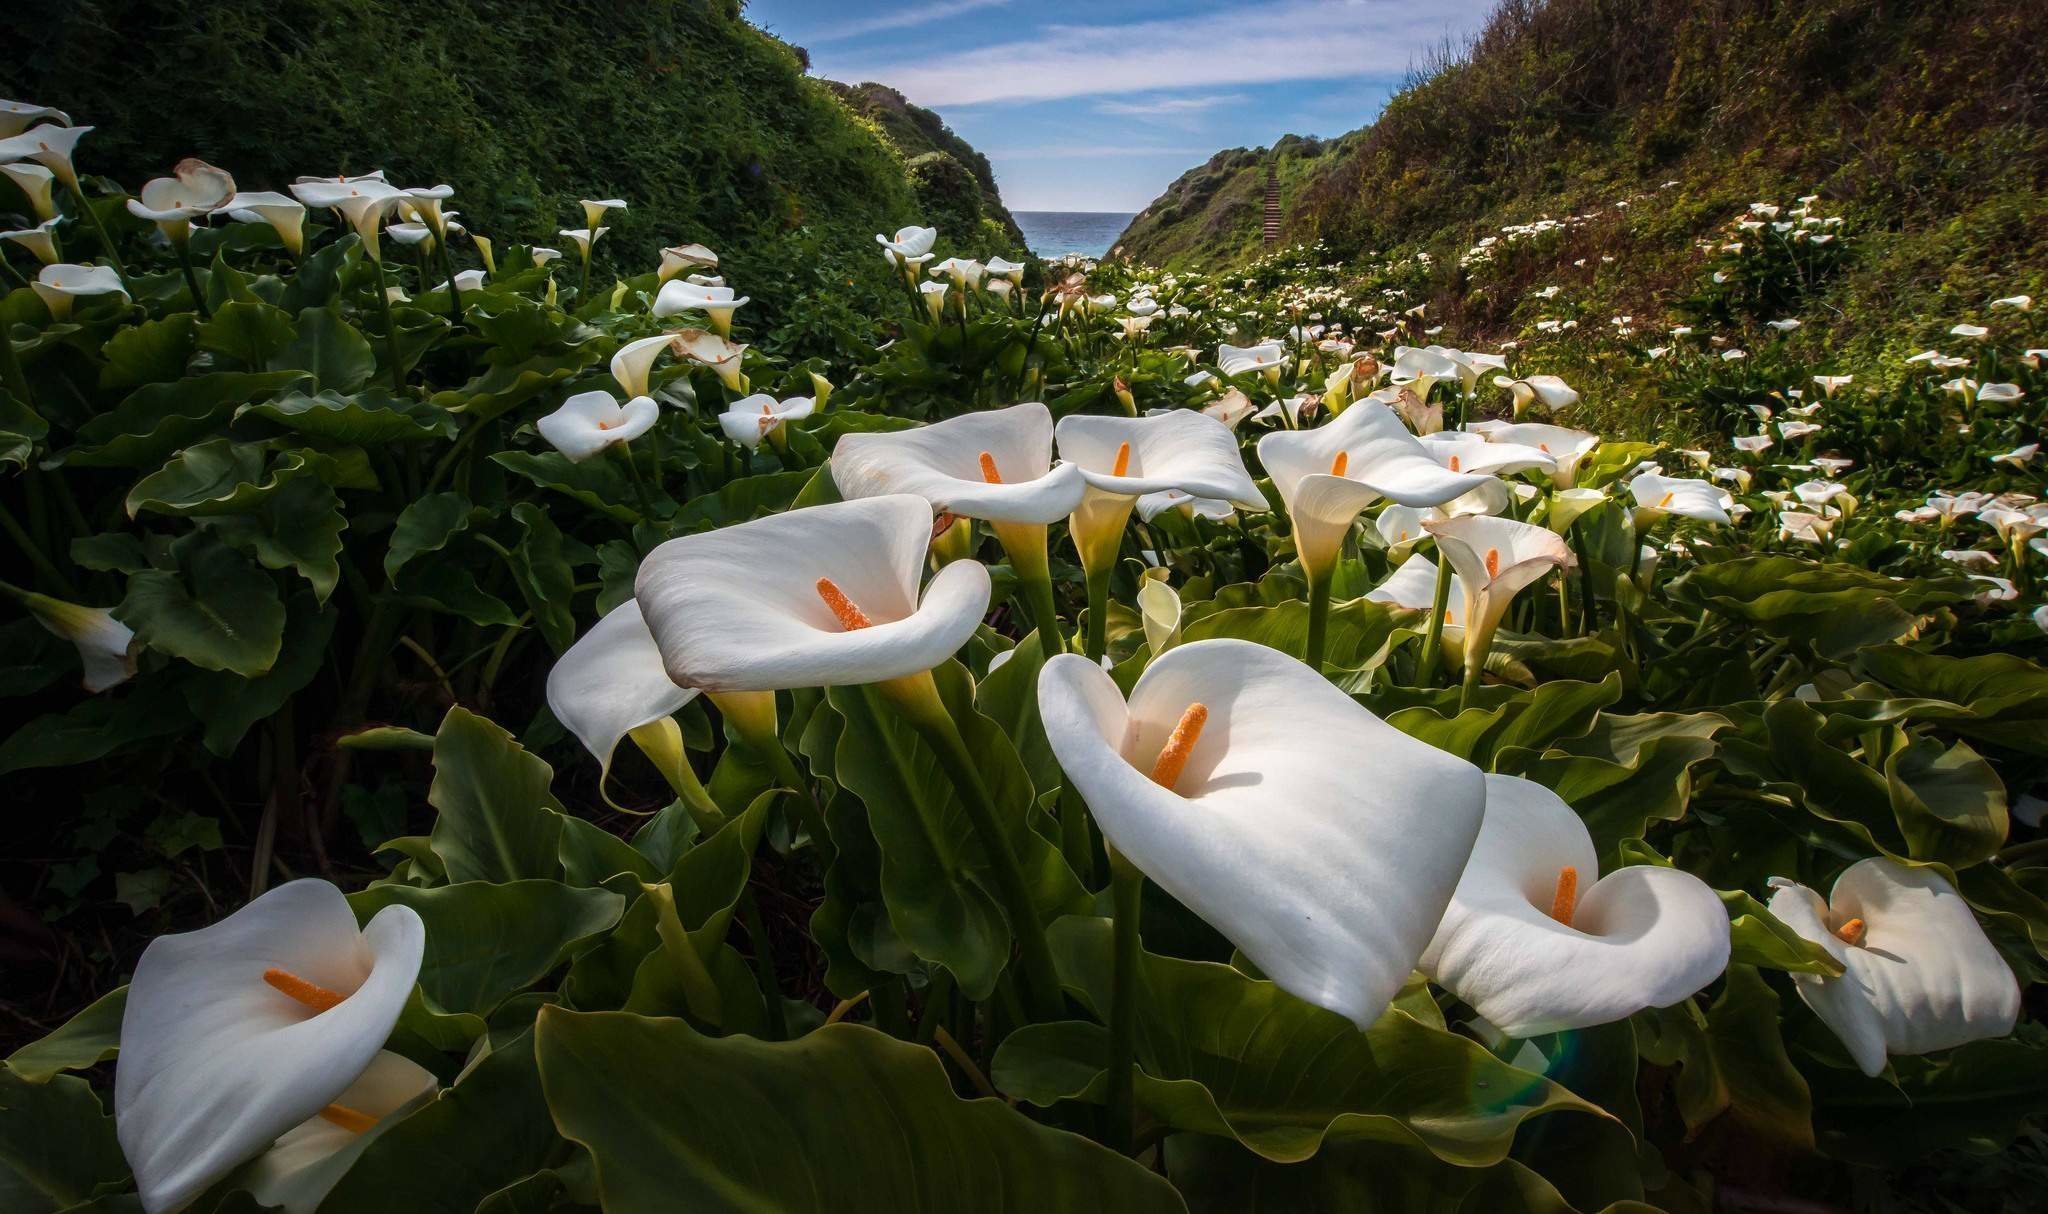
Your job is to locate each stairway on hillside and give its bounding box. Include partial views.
[1262,161,1282,246]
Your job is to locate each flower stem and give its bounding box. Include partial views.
[1570,520,1598,634]
[1415,555,1455,686]
[876,673,1063,1023]
[1304,563,1333,673]
[67,180,128,280]
[993,521,1064,655]
[1460,621,1494,712]
[1084,564,1112,663]
[1107,848,1144,1154]
[371,265,405,394]
[710,690,831,861]
[172,238,210,319]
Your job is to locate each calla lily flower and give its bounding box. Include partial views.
[659,242,717,282]
[1977,383,2024,404]
[547,599,700,782]
[832,401,1085,525]
[1812,374,1853,397]
[1137,575,1182,655]
[0,123,94,189]
[1367,555,1465,629]
[8,586,137,691]
[559,226,607,262]
[1991,443,2040,468]
[876,225,938,264]
[536,390,658,462]
[985,256,1026,284]
[579,198,626,230]
[1058,410,1264,576]
[1424,514,1572,659]
[434,269,487,294]
[719,393,815,450]
[653,278,750,336]
[668,328,747,392]
[1389,345,1464,401]
[1,161,57,220]
[0,217,59,264]
[1419,432,1557,477]
[609,334,672,399]
[126,163,237,241]
[240,1050,437,1214]
[290,177,402,259]
[33,262,127,318]
[918,278,949,321]
[1769,859,2020,1077]
[1628,471,1732,525]
[0,99,70,138]
[1486,423,1600,487]
[1217,341,1286,381]
[216,191,309,256]
[115,879,425,1214]
[530,246,563,266]
[1493,373,1580,416]
[928,257,985,289]
[1258,400,1491,581]
[634,495,991,691]
[1421,775,1730,1036]
[1038,638,1486,1029]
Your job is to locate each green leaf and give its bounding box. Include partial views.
[508,503,576,654]
[67,371,309,469]
[385,491,483,581]
[0,1066,129,1213]
[427,705,565,883]
[115,537,286,676]
[1669,557,1973,658]
[1722,890,1844,977]
[181,599,336,754]
[1854,645,2048,756]
[994,917,1610,1165]
[1184,598,1404,689]
[491,451,637,524]
[349,880,622,1016]
[1806,1022,2048,1164]
[199,474,347,602]
[0,678,191,775]
[197,298,297,369]
[270,305,375,391]
[1705,965,1814,1148]
[1517,711,1729,865]
[1885,734,2006,869]
[98,314,197,389]
[535,1009,1185,1213]
[238,386,455,444]
[5,988,125,1082]
[320,1030,561,1214]
[124,438,326,518]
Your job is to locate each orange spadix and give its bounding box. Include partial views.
[1330,451,1349,477]
[1112,442,1131,477]
[815,577,872,630]
[1149,703,1209,790]
[318,1103,378,1134]
[1835,917,1867,946]
[1548,866,1579,926]
[979,451,1002,483]
[264,968,346,1013]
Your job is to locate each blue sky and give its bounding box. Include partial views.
[745,0,1497,212]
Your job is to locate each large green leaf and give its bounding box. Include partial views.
[66,370,310,469]
[508,502,576,654]
[196,298,297,369]
[1854,645,2048,756]
[993,917,1610,1165]
[114,537,286,676]
[4,988,125,1083]
[198,475,347,602]
[384,491,483,580]
[823,661,1086,1000]
[0,1066,129,1214]
[124,438,337,518]
[1516,711,1729,864]
[535,1010,1185,1213]
[492,451,637,524]
[1884,734,2006,868]
[1804,1022,2048,1164]
[1184,597,1404,688]
[350,880,622,1016]
[320,1030,562,1214]
[238,386,455,444]
[427,706,566,884]
[180,598,335,754]
[1669,557,1972,658]
[0,677,192,775]
[270,305,375,391]
[98,313,197,389]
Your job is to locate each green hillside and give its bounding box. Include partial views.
[1115,0,2045,360]
[826,81,1027,247]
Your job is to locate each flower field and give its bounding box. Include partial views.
[3,94,2048,1214]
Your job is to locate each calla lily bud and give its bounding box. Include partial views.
[1112,376,1136,416]
[808,371,834,410]
[919,279,949,322]
[8,585,137,691]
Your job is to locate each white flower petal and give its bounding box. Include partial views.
[832,402,1085,524]
[547,600,699,779]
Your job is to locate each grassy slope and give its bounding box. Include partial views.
[0,0,1020,345]
[1115,0,2045,366]
[826,81,1027,245]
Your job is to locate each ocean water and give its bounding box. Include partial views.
[1015,211,1137,260]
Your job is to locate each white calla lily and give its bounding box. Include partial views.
[1485,423,1600,487]
[1137,575,1182,655]
[9,586,137,691]
[579,198,626,230]
[1769,859,2020,1077]
[240,1050,438,1214]
[1217,341,1286,380]
[832,401,1085,526]
[536,390,658,462]
[0,123,94,189]
[1,161,57,220]
[1421,775,1731,1036]
[875,225,938,263]
[0,99,70,138]
[1424,515,1573,691]
[1418,432,1557,477]
[546,599,700,782]
[653,278,750,336]
[1628,471,1732,525]
[1038,638,1486,1029]
[1258,400,1491,582]
[115,879,425,1214]
[126,159,238,242]
[658,242,718,282]
[1493,373,1580,416]
[718,393,815,450]
[609,334,672,399]
[33,262,128,318]
[1366,555,1465,629]
[668,329,747,392]
[0,217,59,264]
[634,495,991,691]
[217,191,309,256]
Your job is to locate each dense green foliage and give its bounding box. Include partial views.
[827,81,1026,246]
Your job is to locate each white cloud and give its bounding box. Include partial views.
[804,0,1013,45]
[1095,94,1248,117]
[820,0,1492,106]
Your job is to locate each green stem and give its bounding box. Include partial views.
[737,889,790,1041]
[0,500,75,595]
[1084,565,1112,663]
[1570,520,1598,634]
[1107,850,1144,1155]
[879,677,1063,1023]
[67,180,128,280]
[1304,564,1332,673]
[1056,783,1096,889]
[0,319,33,410]
[1460,621,1496,712]
[372,264,405,394]
[433,236,466,327]
[172,238,210,319]
[1415,555,1455,687]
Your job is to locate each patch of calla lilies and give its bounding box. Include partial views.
[5,99,2048,1212]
